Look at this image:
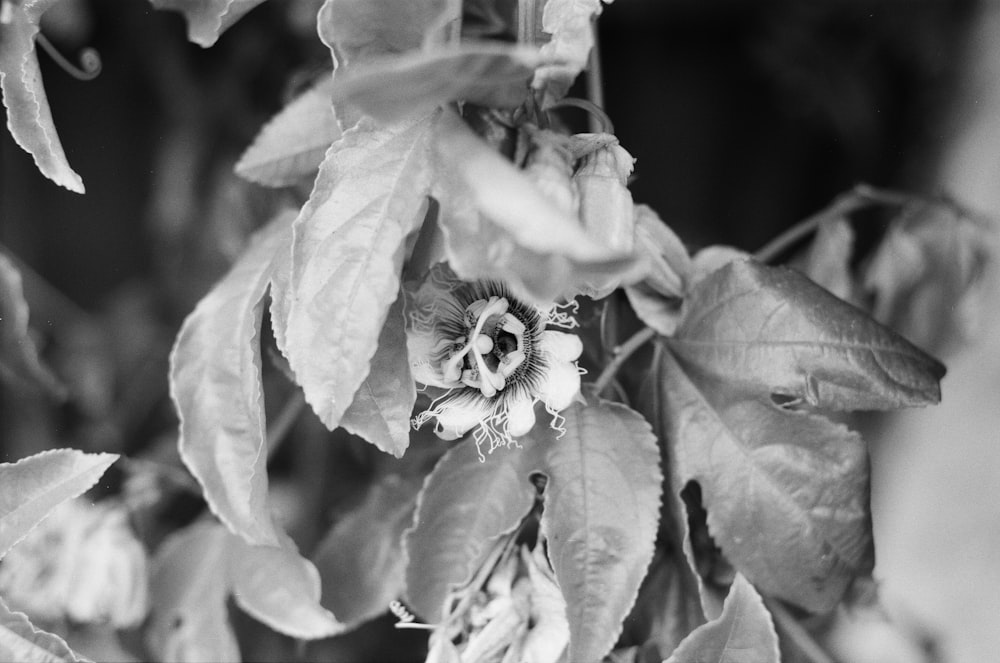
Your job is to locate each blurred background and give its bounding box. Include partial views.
[1,0,998,661]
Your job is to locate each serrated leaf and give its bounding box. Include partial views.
[330,44,541,124]
[0,252,66,399]
[668,259,945,411]
[235,75,340,187]
[536,397,662,663]
[534,0,605,104]
[0,0,85,193]
[313,474,424,628]
[0,597,88,663]
[0,449,118,561]
[318,0,454,66]
[403,439,544,622]
[170,211,295,547]
[661,349,874,612]
[280,113,436,433]
[150,0,266,47]
[339,292,415,457]
[664,574,780,663]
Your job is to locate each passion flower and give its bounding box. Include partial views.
[407,266,583,459]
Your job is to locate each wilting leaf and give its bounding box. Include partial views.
[664,574,780,663]
[313,474,424,628]
[150,0,266,47]
[170,212,295,547]
[330,44,541,124]
[0,597,87,663]
[235,75,340,187]
[0,253,66,398]
[0,0,84,192]
[668,259,945,411]
[403,438,544,622]
[318,0,454,66]
[534,0,605,104]
[661,349,874,612]
[281,113,436,433]
[0,449,118,560]
[340,292,415,457]
[536,397,662,663]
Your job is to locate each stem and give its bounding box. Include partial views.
[586,16,605,134]
[764,598,838,663]
[592,326,657,396]
[266,390,307,461]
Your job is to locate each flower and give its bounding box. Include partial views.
[407,265,583,458]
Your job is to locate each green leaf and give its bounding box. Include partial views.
[403,438,544,622]
[0,597,88,663]
[170,211,295,547]
[536,397,662,663]
[0,0,84,193]
[339,292,415,457]
[661,349,874,612]
[312,474,424,628]
[330,44,541,124]
[0,449,118,561]
[280,113,436,433]
[235,75,341,187]
[318,0,455,66]
[624,205,691,336]
[797,216,856,303]
[663,574,780,663]
[150,0,266,47]
[534,0,606,104]
[0,252,66,399]
[668,259,945,411]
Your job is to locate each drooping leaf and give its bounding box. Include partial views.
[534,0,605,104]
[150,0,266,47]
[0,252,66,399]
[661,349,874,613]
[624,206,692,336]
[313,474,424,628]
[281,113,437,433]
[235,75,340,187]
[0,0,85,193]
[318,0,454,66]
[0,449,118,561]
[668,259,945,411]
[663,574,780,663]
[536,397,662,663]
[0,597,88,663]
[170,211,295,547]
[403,438,544,622]
[330,44,541,124]
[339,292,415,457]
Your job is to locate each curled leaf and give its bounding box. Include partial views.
[150,0,266,47]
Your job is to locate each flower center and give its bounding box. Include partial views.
[440,297,528,398]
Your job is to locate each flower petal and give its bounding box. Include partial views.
[537,359,580,412]
[506,397,537,437]
[433,392,492,439]
[539,330,583,362]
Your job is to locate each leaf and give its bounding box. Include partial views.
[534,0,605,104]
[318,0,454,66]
[668,259,945,411]
[660,349,874,612]
[339,292,415,457]
[0,0,84,192]
[170,211,295,547]
[797,216,856,302]
[280,113,436,433]
[624,206,692,336]
[150,0,266,47]
[0,597,88,663]
[536,397,662,663]
[0,252,66,399]
[312,474,424,629]
[235,75,341,187]
[330,44,541,124]
[663,574,780,663]
[0,449,118,561]
[402,438,544,622]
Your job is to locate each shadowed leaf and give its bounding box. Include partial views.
[150,0,266,47]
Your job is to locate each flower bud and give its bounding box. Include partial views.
[573,133,637,254]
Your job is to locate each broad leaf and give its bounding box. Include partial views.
[235,75,340,187]
[536,397,662,663]
[0,449,118,560]
[661,349,874,612]
[313,474,424,628]
[150,0,266,47]
[330,44,541,124]
[624,550,706,660]
[340,292,415,457]
[0,597,87,663]
[664,574,780,663]
[0,0,84,192]
[668,259,945,411]
[0,252,65,399]
[281,113,436,432]
[534,0,605,104]
[170,211,295,547]
[318,0,454,66]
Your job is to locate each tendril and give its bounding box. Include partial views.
[35,33,102,82]
[547,97,614,134]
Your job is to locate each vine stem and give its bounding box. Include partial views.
[592,326,657,396]
[764,598,837,663]
[586,16,605,134]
